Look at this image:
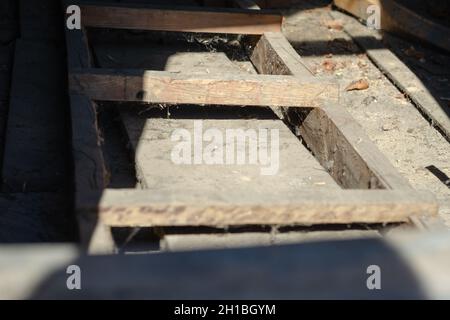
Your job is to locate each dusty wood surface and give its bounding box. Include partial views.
[2,232,450,299]
[120,116,339,191]
[81,3,282,34]
[250,33,412,191]
[69,69,339,106]
[78,188,436,227]
[333,0,450,53]
[0,0,17,44]
[329,10,450,142]
[281,3,450,227]
[251,32,314,76]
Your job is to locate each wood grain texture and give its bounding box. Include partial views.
[251,32,314,76]
[64,21,114,254]
[120,117,339,192]
[69,69,339,106]
[285,104,414,190]
[333,0,450,52]
[251,32,413,190]
[78,189,437,227]
[80,4,282,34]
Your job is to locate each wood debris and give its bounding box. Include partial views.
[345,79,369,91]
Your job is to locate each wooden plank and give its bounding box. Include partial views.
[251,32,413,190]
[69,69,339,106]
[92,49,338,193]
[330,10,450,141]
[80,4,282,35]
[0,192,75,243]
[334,0,450,53]
[78,189,437,227]
[69,95,107,191]
[251,32,314,76]
[2,40,68,192]
[284,104,414,190]
[64,20,114,254]
[162,230,380,252]
[120,116,339,191]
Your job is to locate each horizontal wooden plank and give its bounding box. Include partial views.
[77,189,437,227]
[161,230,380,252]
[80,4,282,34]
[69,69,339,106]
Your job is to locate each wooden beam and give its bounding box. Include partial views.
[333,0,450,53]
[286,103,414,190]
[251,32,314,76]
[330,9,450,142]
[251,33,413,190]
[69,69,339,106]
[64,18,115,254]
[78,189,437,227]
[80,4,282,35]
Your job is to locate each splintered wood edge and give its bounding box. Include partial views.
[76,189,438,227]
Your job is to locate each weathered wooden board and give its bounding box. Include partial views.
[334,0,450,52]
[0,192,75,243]
[64,22,115,254]
[78,188,437,226]
[120,117,340,192]
[69,69,339,106]
[330,10,450,141]
[2,40,68,192]
[80,3,282,34]
[93,43,244,72]
[251,32,314,76]
[251,33,414,190]
[93,43,339,191]
[161,230,380,252]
